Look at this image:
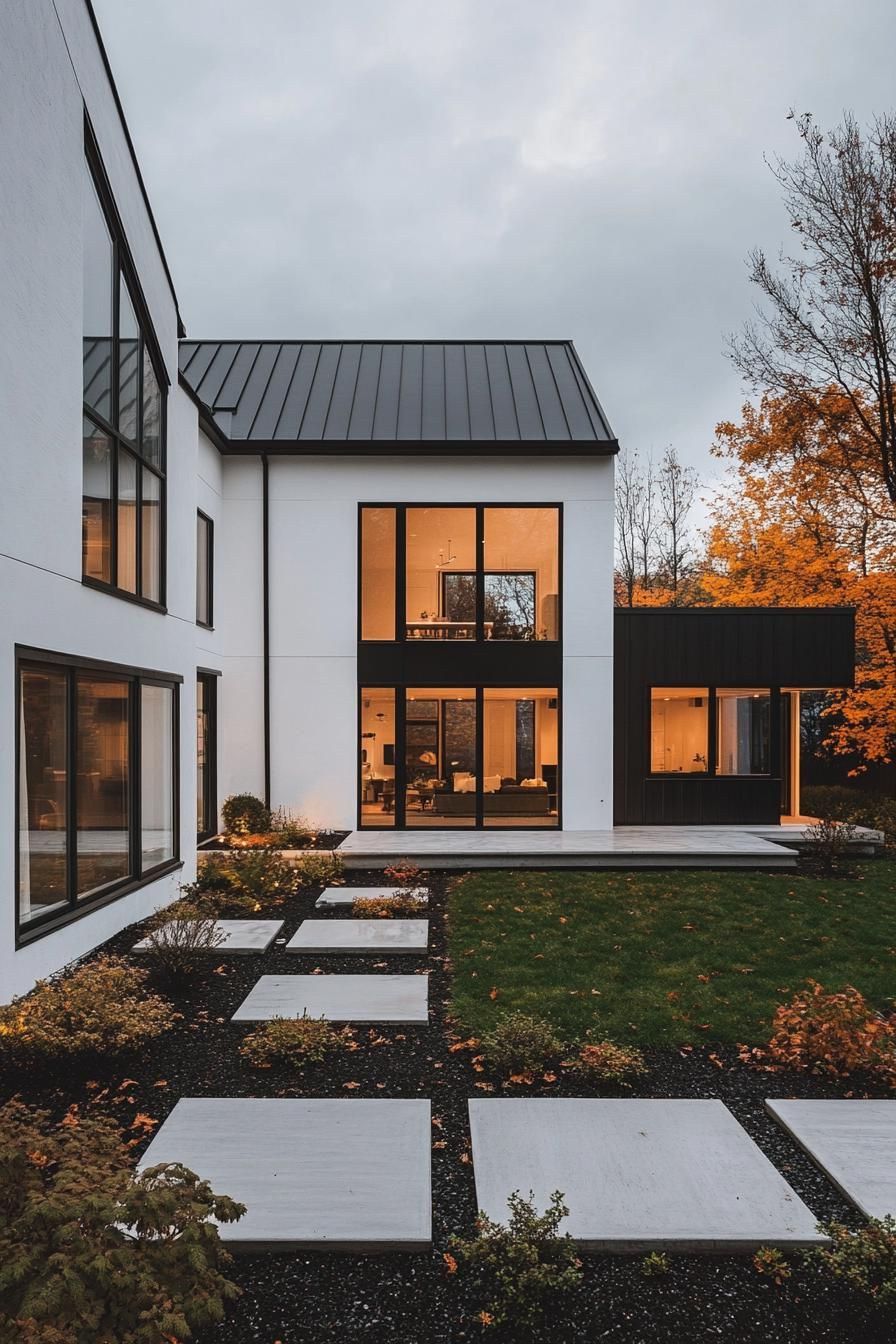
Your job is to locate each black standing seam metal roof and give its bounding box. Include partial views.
[177,341,617,453]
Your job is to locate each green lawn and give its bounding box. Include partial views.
[447,861,896,1046]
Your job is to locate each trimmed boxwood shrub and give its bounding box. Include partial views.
[221,792,271,835]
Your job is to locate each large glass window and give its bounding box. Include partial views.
[406,508,476,638]
[361,505,560,641]
[717,689,771,776]
[483,688,558,826]
[650,688,709,773]
[359,686,559,828]
[17,655,179,935]
[82,149,166,606]
[483,507,559,640]
[360,508,395,639]
[196,512,214,628]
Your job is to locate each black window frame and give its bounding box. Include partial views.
[196,510,214,629]
[358,503,562,644]
[82,118,169,613]
[648,686,778,779]
[15,646,182,946]
[196,669,219,843]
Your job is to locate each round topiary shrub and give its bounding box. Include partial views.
[221,792,272,835]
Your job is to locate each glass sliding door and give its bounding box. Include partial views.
[18,667,70,924]
[360,687,396,826]
[483,688,559,826]
[405,688,477,826]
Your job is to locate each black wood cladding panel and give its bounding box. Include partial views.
[613,607,855,825]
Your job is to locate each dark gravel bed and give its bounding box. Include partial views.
[2,870,894,1344]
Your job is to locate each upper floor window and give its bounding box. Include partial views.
[196,510,214,627]
[82,145,165,606]
[360,504,560,642]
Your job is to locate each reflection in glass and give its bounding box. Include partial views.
[717,690,771,775]
[483,689,558,827]
[82,417,112,583]
[142,356,162,466]
[650,688,709,773]
[141,684,174,868]
[484,507,559,640]
[117,449,138,593]
[359,688,396,827]
[18,668,69,923]
[82,167,113,421]
[196,675,215,838]
[360,507,395,639]
[142,469,161,602]
[405,507,476,638]
[118,278,140,442]
[76,678,130,897]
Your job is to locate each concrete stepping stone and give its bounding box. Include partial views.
[133,919,283,955]
[139,1097,431,1250]
[287,919,429,954]
[315,886,428,908]
[232,973,428,1023]
[766,1099,896,1219]
[468,1098,826,1252]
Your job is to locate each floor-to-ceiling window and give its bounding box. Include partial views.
[359,686,560,828]
[17,650,180,940]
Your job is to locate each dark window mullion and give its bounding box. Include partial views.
[66,668,78,912]
[475,686,484,828]
[708,687,718,778]
[135,450,144,599]
[395,686,406,827]
[131,679,141,877]
[396,507,406,642]
[475,506,485,641]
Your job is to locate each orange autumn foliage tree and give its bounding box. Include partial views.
[704,391,896,766]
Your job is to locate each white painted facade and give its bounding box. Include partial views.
[0,0,615,997]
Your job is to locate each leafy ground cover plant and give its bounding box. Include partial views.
[450,1190,582,1329]
[804,1218,896,1302]
[754,1246,792,1284]
[239,1014,354,1069]
[572,1040,647,1084]
[383,859,427,886]
[221,792,272,835]
[641,1251,671,1277]
[270,806,315,848]
[0,956,174,1060]
[293,850,345,887]
[0,1098,243,1344]
[739,980,896,1086]
[140,908,226,983]
[352,890,423,918]
[480,1011,565,1076]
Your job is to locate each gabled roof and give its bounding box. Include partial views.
[178,340,617,455]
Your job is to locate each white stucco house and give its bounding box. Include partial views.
[0,0,854,997]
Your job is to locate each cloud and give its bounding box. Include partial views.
[95,0,896,479]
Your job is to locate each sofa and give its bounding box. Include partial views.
[432,782,551,816]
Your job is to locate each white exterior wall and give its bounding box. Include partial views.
[253,456,614,832]
[0,0,199,997]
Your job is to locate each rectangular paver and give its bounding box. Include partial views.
[287,919,429,954]
[232,973,428,1023]
[315,886,429,908]
[139,1097,431,1250]
[469,1098,826,1252]
[133,919,283,955]
[766,1099,896,1220]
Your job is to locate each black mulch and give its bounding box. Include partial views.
[2,870,894,1344]
[198,830,350,852]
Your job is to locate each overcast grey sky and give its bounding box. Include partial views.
[95,0,896,488]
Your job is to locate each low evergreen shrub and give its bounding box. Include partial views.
[221,792,272,835]
[239,1013,353,1068]
[450,1190,582,1328]
[804,1217,896,1302]
[481,1011,565,1076]
[573,1039,647,1084]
